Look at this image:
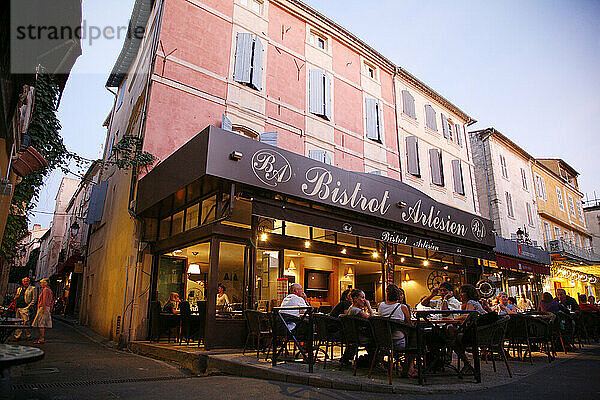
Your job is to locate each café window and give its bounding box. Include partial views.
[185,203,200,231]
[313,227,335,243]
[217,242,245,317]
[286,222,310,239]
[201,195,217,224]
[255,249,280,312]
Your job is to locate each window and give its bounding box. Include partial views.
[401,90,416,120]
[259,132,277,147]
[441,114,452,140]
[534,173,547,200]
[567,194,576,218]
[310,31,328,51]
[365,98,384,142]
[240,0,263,14]
[425,105,437,131]
[577,200,584,221]
[317,36,325,49]
[454,124,463,146]
[116,86,125,110]
[500,154,508,179]
[526,202,534,226]
[406,136,420,177]
[574,232,581,248]
[520,168,528,191]
[544,221,551,242]
[308,149,332,165]
[452,159,464,195]
[234,33,263,90]
[564,230,571,243]
[505,192,514,218]
[429,148,444,186]
[556,187,564,211]
[309,69,331,120]
[364,61,377,80]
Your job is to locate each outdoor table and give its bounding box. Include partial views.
[0,344,44,378]
[0,318,25,344]
[415,310,481,384]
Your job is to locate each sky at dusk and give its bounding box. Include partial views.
[29,0,600,229]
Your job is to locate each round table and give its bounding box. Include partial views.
[0,344,44,378]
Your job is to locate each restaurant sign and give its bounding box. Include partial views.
[205,127,494,246]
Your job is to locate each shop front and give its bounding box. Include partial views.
[135,126,495,349]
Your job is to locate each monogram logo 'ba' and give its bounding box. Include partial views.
[470,218,486,241]
[251,149,292,187]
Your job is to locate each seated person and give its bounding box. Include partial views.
[538,292,569,314]
[163,292,181,314]
[340,289,375,366]
[330,289,352,318]
[280,283,310,335]
[420,282,461,311]
[379,285,416,377]
[415,295,431,311]
[517,295,534,311]
[493,292,518,315]
[216,283,230,311]
[589,296,597,306]
[578,294,600,311]
[556,288,580,312]
[459,284,487,314]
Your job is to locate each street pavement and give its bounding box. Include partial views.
[5,320,600,399]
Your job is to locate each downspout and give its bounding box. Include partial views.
[392,68,403,179]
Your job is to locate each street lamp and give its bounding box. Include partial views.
[516,228,524,242]
[70,221,80,237]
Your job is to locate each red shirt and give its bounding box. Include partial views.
[580,303,600,312]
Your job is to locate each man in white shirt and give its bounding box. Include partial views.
[420,282,460,311]
[280,283,310,332]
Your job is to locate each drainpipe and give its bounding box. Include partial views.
[392,68,403,179]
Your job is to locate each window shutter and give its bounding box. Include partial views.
[429,148,443,185]
[309,69,324,115]
[222,114,233,131]
[86,181,108,225]
[406,136,420,176]
[365,98,379,141]
[425,105,437,131]
[377,101,384,141]
[455,124,463,146]
[402,90,416,119]
[234,33,253,84]
[323,73,331,120]
[441,114,449,138]
[369,170,383,176]
[250,36,263,90]
[323,151,332,165]
[309,149,325,162]
[452,159,464,195]
[259,132,277,147]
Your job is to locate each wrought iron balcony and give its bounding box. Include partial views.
[546,239,600,264]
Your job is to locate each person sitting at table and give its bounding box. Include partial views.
[589,296,597,306]
[493,292,518,315]
[518,295,534,311]
[280,283,310,335]
[420,282,461,311]
[538,292,569,314]
[556,288,580,312]
[330,289,352,318]
[458,284,487,314]
[378,284,417,377]
[340,289,375,366]
[578,294,600,311]
[216,283,230,311]
[163,292,181,314]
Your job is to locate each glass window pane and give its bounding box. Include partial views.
[184,242,210,308]
[156,256,186,306]
[172,210,184,235]
[173,188,186,210]
[186,180,202,203]
[313,228,335,243]
[217,242,245,318]
[286,222,310,239]
[185,203,200,231]
[201,195,217,225]
[159,216,171,240]
[359,238,377,250]
[255,249,280,312]
[337,233,356,246]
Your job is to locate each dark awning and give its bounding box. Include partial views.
[137,126,495,249]
[495,254,550,276]
[56,252,82,275]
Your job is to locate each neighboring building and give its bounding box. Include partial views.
[532,159,600,298]
[15,224,49,274]
[34,177,80,280]
[584,198,600,255]
[470,128,550,303]
[84,0,495,344]
[34,229,51,282]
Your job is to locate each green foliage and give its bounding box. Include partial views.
[109,135,156,172]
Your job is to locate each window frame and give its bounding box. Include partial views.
[556,187,565,211]
[505,192,514,218]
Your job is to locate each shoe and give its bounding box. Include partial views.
[33,340,45,344]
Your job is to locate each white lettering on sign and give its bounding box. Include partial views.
[251,149,292,187]
[301,167,391,216]
[400,199,467,238]
[381,231,408,244]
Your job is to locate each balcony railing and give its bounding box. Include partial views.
[546,239,600,264]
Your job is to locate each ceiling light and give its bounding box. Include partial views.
[341,248,347,254]
[400,257,405,262]
[423,260,429,266]
[443,265,448,270]
[260,233,268,241]
[305,241,311,248]
[372,251,379,259]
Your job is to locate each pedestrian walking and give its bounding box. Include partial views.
[32,278,53,344]
[13,277,37,340]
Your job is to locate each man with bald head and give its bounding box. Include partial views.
[280,283,310,332]
[13,277,37,340]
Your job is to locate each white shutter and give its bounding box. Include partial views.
[377,101,384,142]
[251,36,263,90]
[406,136,420,176]
[365,98,379,141]
[309,69,324,116]
[441,114,449,138]
[222,114,233,131]
[430,148,443,186]
[259,132,277,147]
[234,33,253,84]
[455,124,463,146]
[452,159,464,195]
[323,73,331,120]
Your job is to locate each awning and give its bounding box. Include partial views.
[137,126,495,251]
[56,252,82,275]
[495,254,550,276]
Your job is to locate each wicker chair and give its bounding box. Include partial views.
[313,314,343,368]
[244,310,272,359]
[339,315,373,376]
[477,315,512,377]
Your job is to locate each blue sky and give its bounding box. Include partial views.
[30,0,600,228]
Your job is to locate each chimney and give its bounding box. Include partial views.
[33,224,42,231]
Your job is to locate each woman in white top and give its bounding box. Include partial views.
[378,284,416,377]
[216,283,230,311]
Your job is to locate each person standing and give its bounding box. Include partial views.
[13,277,36,341]
[32,278,53,344]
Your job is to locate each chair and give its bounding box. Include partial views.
[313,314,342,368]
[195,301,207,347]
[555,311,576,352]
[476,315,512,377]
[450,312,481,382]
[526,314,555,362]
[178,301,192,345]
[368,316,419,385]
[579,310,599,342]
[506,313,532,362]
[244,310,272,359]
[339,315,373,376]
